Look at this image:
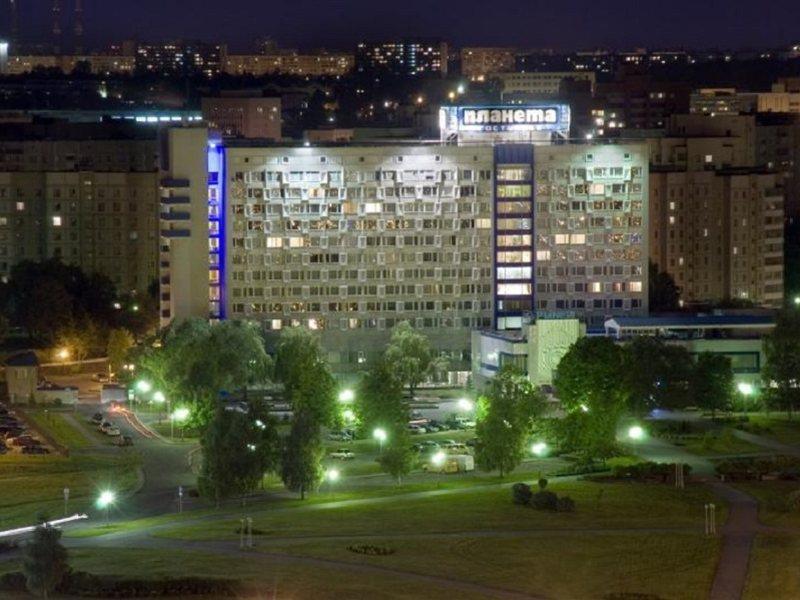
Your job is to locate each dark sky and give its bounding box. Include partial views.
[9,0,800,51]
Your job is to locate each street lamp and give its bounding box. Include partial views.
[96,490,116,526]
[342,409,356,424]
[628,425,645,441]
[431,450,447,485]
[373,427,387,452]
[153,390,165,403]
[457,398,473,412]
[56,348,70,361]
[531,442,548,457]
[135,380,152,394]
[794,296,800,307]
[737,382,754,396]
[171,407,190,439]
[338,389,355,403]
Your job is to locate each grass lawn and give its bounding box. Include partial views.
[0,547,490,600]
[734,480,800,527]
[682,428,763,456]
[745,534,800,599]
[738,415,800,446]
[24,409,91,450]
[153,479,721,542]
[0,453,140,528]
[262,532,719,600]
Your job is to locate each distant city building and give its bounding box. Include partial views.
[135,41,226,78]
[2,54,135,75]
[201,96,281,140]
[356,40,448,77]
[460,47,516,81]
[594,75,691,133]
[493,71,596,100]
[0,123,159,292]
[223,51,353,77]
[160,114,648,373]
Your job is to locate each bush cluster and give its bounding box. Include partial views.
[511,479,575,512]
[716,456,800,481]
[54,571,240,597]
[611,461,692,482]
[347,544,395,556]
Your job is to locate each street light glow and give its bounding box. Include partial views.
[96,490,116,509]
[172,407,190,422]
[457,398,474,412]
[628,425,645,441]
[580,403,590,413]
[431,450,447,467]
[56,348,70,361]
[342,408,355,423]
[737,382,755,396]
[372,428,387,442]
[135,380,152,394]
[326,468,340,482]
[153,391,166,403]
[338,389,355,403]
[794,296,800,306]
[532,442,548,457]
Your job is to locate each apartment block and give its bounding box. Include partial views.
[356,40,448,77]
[460,48,516,81]
[223,52,354,77]
[494,71,596,99]
[0,123,159,292]
[201,97,281,140]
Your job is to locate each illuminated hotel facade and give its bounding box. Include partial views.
[159,105,648,373]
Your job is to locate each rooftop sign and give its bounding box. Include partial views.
[439,104,570,141]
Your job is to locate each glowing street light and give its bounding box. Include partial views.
[56,348,70,361]
[326,467,340,483]
[456,83,466,94]
[579,403,590,413]
[373,427,387,452]
[338,389,355,403]
[531,442,548,457]
[628,425,645,441]
[457,398,474,412]
[96,490,116,525]
[737,382,755,396]
[153,391,166,404]
[794,296,800,306]
[342,409,356,424]
[171,407,190,439]
[135,380,152,394]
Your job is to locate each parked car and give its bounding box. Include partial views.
[90,413,104,425]
[9,436,38,447]
[327,430,353,442]
[92,372,110,383]
[22,446,49,455]
[425,423,441,433]
[329,448,355,460]
[98,421,121,436]
[114,435,134,447]
[408,424,426,435]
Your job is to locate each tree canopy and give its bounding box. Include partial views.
[763,309,800,417]
[384,321,446,400]
[690,352,734,417]
[23,523,68,599]
[622,336,692,415]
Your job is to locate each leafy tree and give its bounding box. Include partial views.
[107,328,135,374]
[198,405,279,505]
[384,321,446,400]
[275,327,336,426]
[763,309,800,418]
[622,337,692,415]
[378,431,416,484]
[475,365,546,477]
[553,337,627,460]
[356,355,407,434]
[22,522,68,599]
[649,262,681,313]
[281,411,324,499]
[690,352,734,417]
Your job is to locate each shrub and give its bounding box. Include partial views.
[347,545,395,556]
[56,571,240,597]
[537,478,548,490]
[0,571,26,591]
[511,483,532,505]
[556,496,576,512]
[531,490,558,511]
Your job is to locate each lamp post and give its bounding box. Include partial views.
[628,425,645,441]
[153,390,168,423]
[372,427,387,453]
[325,467,340,494]
[431,450,446,486]
[338,389,355,403]
[737,381,755,414]
[97,490,116,526]
[531,442,548,457]
[171,407,190,439]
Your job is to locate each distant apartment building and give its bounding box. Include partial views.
[648,114,785,307]
[201,97,281,140]
[223,52,354,77]
[1,54,135,75]
[356,40,448,77]
[460,48,516,81]
[494,71,596,99]
[594,75,691,133]
[0,123,159,292]
[159,108,648,371]
[135,41,226,78]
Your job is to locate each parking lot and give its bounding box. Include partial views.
[0,402,52,456]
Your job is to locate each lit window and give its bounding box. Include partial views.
[497,283,531,296]
[570,234,586,244]
[629,281,642,292]
[535,250,550,261]
[590,183,605,195]
[288,237,305,248]
[704,155,713,163]
[554,234,569,244]
[364,202,382,214]
[270,319,282,330]
[52,216,62,227]
[475,218,491,229]
[15,202,24,211]
[591,282,602,293]
[266,237,283,248]
[669,216,676,225]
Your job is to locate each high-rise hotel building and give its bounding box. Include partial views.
[160,105,648,372]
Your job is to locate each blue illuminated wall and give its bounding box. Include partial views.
[207,142,226,320]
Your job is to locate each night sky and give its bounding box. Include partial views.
[9,0,800,51]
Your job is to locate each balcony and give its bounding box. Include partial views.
[160,177,190,188]
[160,211,191,221]
[161,229,191,238]
[160,196,191,205]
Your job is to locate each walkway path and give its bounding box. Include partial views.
[733,428,800,458]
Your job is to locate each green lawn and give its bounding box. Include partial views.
[734,480,800,527]
[745,534,800,599]
[262,532,719,600]
[24,409,92,450]
[682,428,763,456]
[738,415,800,446]
[153,480,721,543]
[0,453,140,528]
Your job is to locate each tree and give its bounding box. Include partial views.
[107,328,135,374]
[198,405,279,505]
[384,321,446,401]
[690,352,734,417]
[356,356,407,434]
[763,309,800,418]
[553,337,627,460]
[378,427,416,484]
[275,328,336,426]
[622,337,692,415]
[23,523,68,599]
[475,365,546,477]
[649,262,681,313]
[281,411,324,499]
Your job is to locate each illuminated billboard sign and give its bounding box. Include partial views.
[439,104,570,140]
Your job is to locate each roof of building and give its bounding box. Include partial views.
[4,351,40,367]
[605,314,776,329]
